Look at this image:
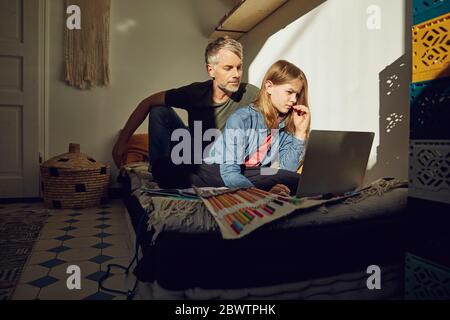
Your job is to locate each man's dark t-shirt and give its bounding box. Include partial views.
[165,80,259,134]
[154,81,258,188]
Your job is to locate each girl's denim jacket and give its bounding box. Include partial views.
[204,104,306,188]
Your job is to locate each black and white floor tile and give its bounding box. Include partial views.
[7,200,136,300]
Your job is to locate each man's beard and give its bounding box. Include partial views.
[218,81,240,94]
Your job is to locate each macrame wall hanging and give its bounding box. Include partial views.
[64,0,111,90]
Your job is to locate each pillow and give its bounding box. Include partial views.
[122,133,149,167]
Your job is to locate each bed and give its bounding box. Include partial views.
[118,162,408,300]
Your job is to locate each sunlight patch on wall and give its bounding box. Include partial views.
[115,19,137,33]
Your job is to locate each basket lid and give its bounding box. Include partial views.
[41,143,107,170]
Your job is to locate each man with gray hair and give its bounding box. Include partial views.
[113,37,259,188]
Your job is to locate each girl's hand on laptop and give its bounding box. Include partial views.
[269,184,291,197]
[292,105,310,140]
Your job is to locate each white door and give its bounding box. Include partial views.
[0,0,40,198]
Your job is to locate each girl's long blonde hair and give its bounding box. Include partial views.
[254,60,309,135]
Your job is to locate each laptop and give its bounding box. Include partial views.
[296,130,375,198]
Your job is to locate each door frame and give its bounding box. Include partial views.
[38,0,50,167]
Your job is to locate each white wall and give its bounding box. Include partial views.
[46,0,237,181]
[241,0,410,184]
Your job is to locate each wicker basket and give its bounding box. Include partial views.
[40,143,110,209]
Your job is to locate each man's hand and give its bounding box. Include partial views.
[111,91,166,168]
[112,138,127,169]
[269,184,291,197]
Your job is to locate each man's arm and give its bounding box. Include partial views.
[112,91,166,168]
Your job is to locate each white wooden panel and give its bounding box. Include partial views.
[0,0,23,43]
[0,91,23,105]
[0,105,23,175]
[0,55,23,91]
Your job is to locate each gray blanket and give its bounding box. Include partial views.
[121,162,408,242]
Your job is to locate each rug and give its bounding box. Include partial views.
[0,205,49,300]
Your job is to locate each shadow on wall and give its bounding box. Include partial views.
[240,0,327,82]
[364,54,411,184]
[364,0,412,184]
[190,0,241,37]
[366,64,450,186]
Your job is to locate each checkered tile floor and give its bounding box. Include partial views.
[6,200,136,300]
